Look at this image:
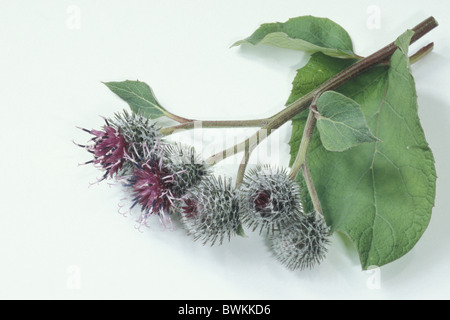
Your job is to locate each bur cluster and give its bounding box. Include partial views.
[239,165,330,270]
[77,110,209,226]
[77,109,330,270]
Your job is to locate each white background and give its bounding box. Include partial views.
[1,0,449,300]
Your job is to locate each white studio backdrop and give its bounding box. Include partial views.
[0,0,449,299]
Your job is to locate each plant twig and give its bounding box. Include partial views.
[289,106,318,181]
[380,42,434,66]
[234,128,271,187]
[160,118,268,136]
[409,42,434,65]
[235,141,251,188]
[205,17,437,177]
[162,41,434,137]
[288,97,323,216]
[302,160,323,216]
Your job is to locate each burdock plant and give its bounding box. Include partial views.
[78,16,438,271]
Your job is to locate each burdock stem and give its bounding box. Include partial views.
[206,17,438,188]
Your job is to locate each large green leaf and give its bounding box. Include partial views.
[289,31,436,269]
[233,16,357,59]
[286,53,354,118]
[315,91,379,152]
[104,80,167,119]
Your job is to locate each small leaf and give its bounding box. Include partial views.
[236,222,247,238]
[233,16,357,59]
[315,91,379,152]
[104,80,167,119]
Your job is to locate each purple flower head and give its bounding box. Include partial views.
[77,120,129,180]
[109,110,161,161]
[77,110,163,181]
[181,198,199,218]
[127,153,177,226]
[253,190,272,217]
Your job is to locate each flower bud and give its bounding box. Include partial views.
[109,110,161,163]
[163,143,209,198]
[240,165,303,234]
[181,176,241,246]
[271,212,330,270]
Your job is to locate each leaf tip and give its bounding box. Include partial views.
[230,40,246,48]
[236,223,247,238]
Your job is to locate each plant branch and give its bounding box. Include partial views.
[234,127,272,187]
[288,98,323,216]
[205,125,279,167]
[257,17,438,140]
[205,17,437,173]
[307,17,437,95]
[380,42,434,66]
[289,105,318,181]
[165,113,192,124]
[235,141,251,188]
[302,160,323,217]
[409,42,434,65]
[163,41,434,137]
[160,118,267,136]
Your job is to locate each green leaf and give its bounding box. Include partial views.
[232,16,357,59]
[289,31,436,269]
[286,53,355,117]
[315,91,379,152]
[104,80,167,119]
[288,53,360,156]
[236,222,247,238]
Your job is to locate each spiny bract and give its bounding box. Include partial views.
[181,176,241,246]
[109,109,161,163]
[239,165,304,234]
[163,143,209,198]
[271,212,330,270]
